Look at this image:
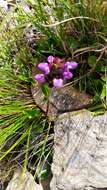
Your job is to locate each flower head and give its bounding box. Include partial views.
[35,74,46,83]
[38,62,50,74]
[47,55,55,64]
[64,61,78,70]
[53,78,63,88]
[35,56,78,88]
[63,71,73,80]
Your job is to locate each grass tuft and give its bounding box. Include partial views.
[0,0,107,185]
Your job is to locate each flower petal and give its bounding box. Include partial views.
[35,74,45,83]
[47,55,55,63]
[53,78,63,88]
[38,62,50,74]
[64,61,78,70]
[63,71,73,79]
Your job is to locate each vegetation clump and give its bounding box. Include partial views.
[0,0,107,187]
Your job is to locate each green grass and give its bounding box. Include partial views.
[0,0,107,185]
[0,7,53,182]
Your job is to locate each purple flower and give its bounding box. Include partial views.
[38,62,50,74]
[64,61,78,70]
[63,71,73,80]
[47,55,55,63]
[35,74,45,83]
[53,78,63,88]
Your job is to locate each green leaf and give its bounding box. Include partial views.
[100,66,107,72]
[101,76,107,82]
[95,79,103,94]
[16,58,22,65]
[70,38,79,49]
[88,55,97,67]
[18,75,29,82]
[96,64,107,72]
[25,108,41,119]
[101,84,106,99]
[42,84,50,97]
[39,168,50,179]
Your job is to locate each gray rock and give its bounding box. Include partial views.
[6,168,43,190]
[51,110,107,190]
[32,85,92,121]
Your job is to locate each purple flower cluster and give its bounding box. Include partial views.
[35,55,78,88]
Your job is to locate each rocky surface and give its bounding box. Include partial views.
[5,169,43,190]
[51,110,107,190]
[32,85,93,121]
[0,0,8,9]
